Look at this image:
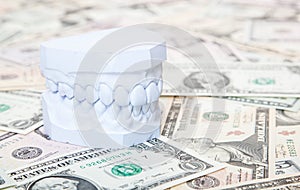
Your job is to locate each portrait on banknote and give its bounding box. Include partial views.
[183,71,230,90]
[174,137,266,168]
[27,175,99,190]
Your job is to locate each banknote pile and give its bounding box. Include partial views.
[1,0,300,189]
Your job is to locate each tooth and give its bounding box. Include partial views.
[86,85,98,104]
[58,83,66,97]
[94,101,106,118]
[99,84,113,106]
[128,104,133,113]
[132,111,143,121]
[158,79,163,94]
[132,106,142,116]
[80,101,92,113]
[140,114,147,123]
[130,85,146,106]
[74,84,85,102]
[114,86,129,106]
[145,109,152,119]
[142,103,150,114]
[146,82,160,103]
[63,84,74,99]
[46,80,58,92]
[117,107,132,128]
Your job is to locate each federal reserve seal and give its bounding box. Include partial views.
[187,176,220,189]
[111,163,142,177]
[12,147,42,159]
[179,160,207,172]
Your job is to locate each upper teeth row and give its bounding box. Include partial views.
[46,79,163,107]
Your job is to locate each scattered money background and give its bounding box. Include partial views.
[1,0,300,189]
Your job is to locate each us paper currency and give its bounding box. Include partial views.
[249,20,300,42]
[0,126,83,171]
[213,174,300,190]
[276,158,300,176]
[224,97,300,112]
[276,125,300,159]
[0,90,43,134]
[275,109,300,159]
[162,62,300,97]
[0,59,45,90]
[9,137,224,190]
[170,165,253,190]
[277,109,300,127]
[171,155,300,189]
[0,169,15,189]
[160,97,276,180]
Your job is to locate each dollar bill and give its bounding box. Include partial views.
[249,20,300,42]
[276,158,300,176]
[0,126,83,171]
[170,158,300,189]
[0,90,43,134]
[8,137,224,190]
[170,165,253,190]
[224,97,300,112]
[162,62,300,97]
[0,169,15,189]
[160,97,276,180]
[213,174,300,190]
[277,109,300,127]
[276,125,300,159]
[275,109,300,159]
[0,59,45,90]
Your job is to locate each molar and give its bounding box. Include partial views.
[99,83,113,106]
[46,79,58,92]
[86,85,99,104]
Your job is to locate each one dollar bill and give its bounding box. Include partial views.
[0,90,43,134]
[160,97,276,189]
[213,174,300,190]
[9,137,224,190]
[162,62,300,97]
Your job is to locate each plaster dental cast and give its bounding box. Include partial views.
[40,28,166,148]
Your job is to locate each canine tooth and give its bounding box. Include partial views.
[132,112,143,121]
[146,82,160,103]
[86,85,98,104]
[142,103,150,114]
[130,85,146,106]
[132,106,142,116]
[114,86,129,106]
[46,80,58,92]
[99,84,113,106]
[74,84,85,102]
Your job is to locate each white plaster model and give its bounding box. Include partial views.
[40,28,166,148]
